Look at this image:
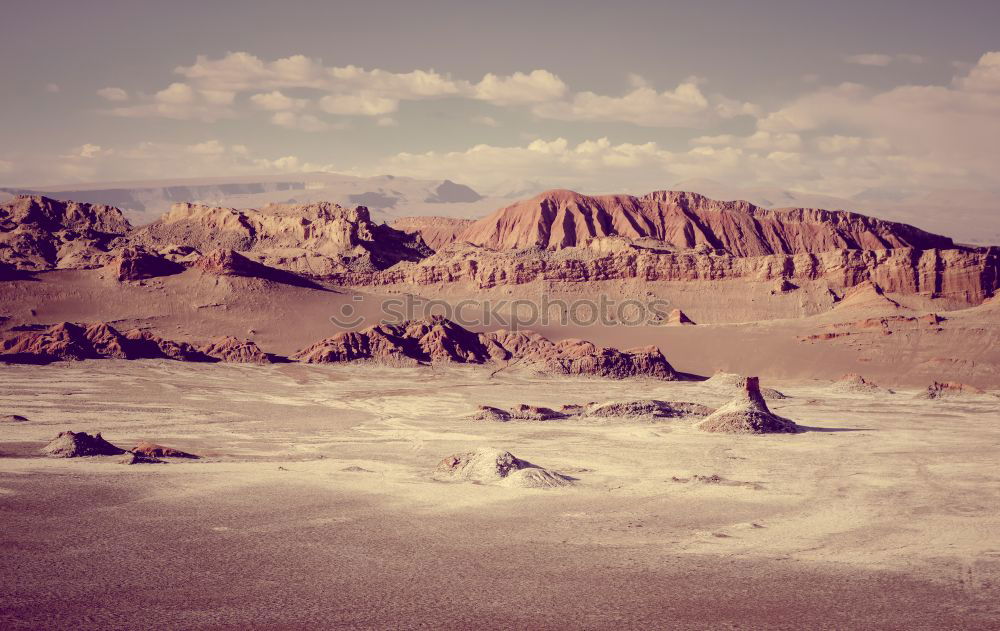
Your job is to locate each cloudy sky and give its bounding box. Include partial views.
[2,0,999,197]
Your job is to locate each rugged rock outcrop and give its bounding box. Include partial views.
[293,316,679,380]
[132,201,431,276]
[456,189,955,254]
[583,399,713,419]
[334,242,998,307]
[110,245,183,281]
[0,322,217,363]
[42,431,126,457]
[200,336,271,364]
[0,195,131,270]
[120,328,216,362]
[697,377,798,434]
[433,448,573,488]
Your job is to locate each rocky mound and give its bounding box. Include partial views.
[697,377,798,434]
[1,414,29,422]
[921,381,996,400]
[110,245,183,281]
[120,328,216,362]
[704,372,788,400]
[470,406,514,422]
[457,189,955,254]
[42,431,126,457]
[833,373,893,394]
[200,336,271,364]
[472,399,712,422]
[433,448,573,488]
[584,399,714,419]
[294,316,679,380]
[0,322,218,364]
[131,441,199,459]
[0,195,131,270]
[119,451,166,465]
[132,201,431,276]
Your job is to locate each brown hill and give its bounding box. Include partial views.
[0,195,131,270]
[132,201,430,276]
[455,189,955,254]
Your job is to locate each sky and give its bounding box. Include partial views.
[2,0,1000,198]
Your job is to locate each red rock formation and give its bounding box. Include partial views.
[193,248,264,276]
[457,189,955,254]
[200,336,271,364]
[335,244,998,307]
[111,245,182,281]
[293,316,679,380]
[131,441,199,459]
[0,195,131,270]
[120,328,216,362]
[1,322,100,361]
[0,322,217,363]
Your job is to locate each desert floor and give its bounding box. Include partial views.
[2,361,999,629]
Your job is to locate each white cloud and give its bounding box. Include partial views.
[533,79,755,127]
[375,116,398,127]
[108,82,235,121]
[97,87,129,101]
[186,140,227,155]
[156,82,195,104]
[472,115,500,127]
[954,51,1000,92]
[756,53,1000,188]
[270,111,332,132]
[76,144,105,159]
[844,53,926,67]
[844,53,894,67]
[250,90,306,111]
[472,70,567,105]
[319,93,398,116]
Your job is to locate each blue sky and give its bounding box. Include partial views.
[2,0,999,196]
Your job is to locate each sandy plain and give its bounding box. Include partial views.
[2,360,999,629]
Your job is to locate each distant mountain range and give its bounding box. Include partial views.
[0,173,507,226]
[1,173,996,245]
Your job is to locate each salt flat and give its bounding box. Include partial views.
[1,361,999,629]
